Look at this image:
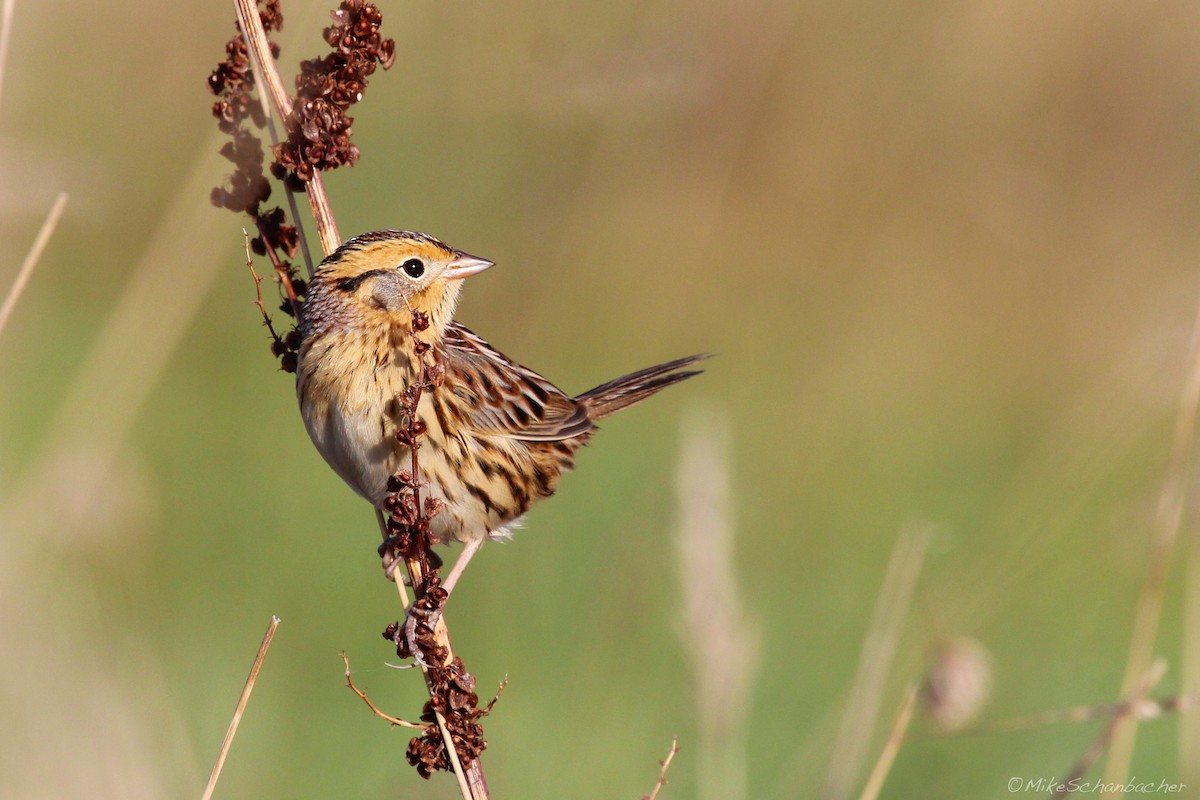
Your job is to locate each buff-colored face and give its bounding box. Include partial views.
[313,231,493,330]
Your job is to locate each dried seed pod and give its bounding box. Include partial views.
[921,637,992,732]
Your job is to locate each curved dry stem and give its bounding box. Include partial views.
[342,651,425,730]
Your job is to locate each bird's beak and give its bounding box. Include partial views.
[444,252,494,280]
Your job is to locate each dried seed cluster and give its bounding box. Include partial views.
[384,576,491,778]
[381,310,490,777]
[380,312,445,571]
[208,0,305,372]
[208,1,393,373]
[275,0,397,181]
[208,1,291,236]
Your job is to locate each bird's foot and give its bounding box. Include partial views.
[378,536,443,582]
[391,574,449,668]
[377,537,409,583]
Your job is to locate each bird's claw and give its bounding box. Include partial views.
[399,603,443,668]
[378,537,414,584]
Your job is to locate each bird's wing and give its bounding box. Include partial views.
[439,323,593,442]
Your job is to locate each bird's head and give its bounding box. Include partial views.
[304,230,493,338]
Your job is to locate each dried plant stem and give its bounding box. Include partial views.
[375,510,483,800]
[856,682,918,800]
[341,651,424,729]
[1106,291,1200,795]
[1184,540,1200,785]
[1181,293,1200,786]
[674,407,757,800]
[202,616,281,800]
[391,565,475,800]
[982,693,1196,735]
[233,3,483,794]
[1060,660,1168,800]
[243,234,291,345]
[822,525,930,800]
[233,0,340,258]
[0,0,14,113]
[642,737,681,800]
[0,192,67,341]
[4,149,237,531]
[304,173,340,258]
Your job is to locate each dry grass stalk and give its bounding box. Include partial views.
[1184,534,1200,785]
[6,150,233,530]
[1104,292,1200,794]
[983,691,1195,735]
[822,525,930,800]
[641,737,681,800]
[1061,660,1167,800]
[383,548,477,800]
[233,0,340,258]
[0,0,14,112]
[201,616,281,800]
[0,192,67,341]
[227,5,484,797]
[856,682,919,800]
[673,406,758,800]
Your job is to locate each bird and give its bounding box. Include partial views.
[296,229,706,594]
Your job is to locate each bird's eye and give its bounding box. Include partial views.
[401,258,425,279]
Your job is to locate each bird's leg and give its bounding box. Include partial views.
[396,537,482,666]
[442,536,483,597]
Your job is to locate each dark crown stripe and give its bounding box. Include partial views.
[321,229,455,266]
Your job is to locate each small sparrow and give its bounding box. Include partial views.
[297,230,705,591]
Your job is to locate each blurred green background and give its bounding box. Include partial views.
[2,1,1199,798]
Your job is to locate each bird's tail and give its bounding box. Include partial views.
[576,354,710,421]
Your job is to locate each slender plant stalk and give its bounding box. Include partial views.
[202,616,281,800]
[232,4,483,796]
[1104,290,1200,796]
[983,692,1195,734]
[1184,529,1200,786]
[822,526,930,800]
[232,0,340,259]
[642,737,681,800]
[0,0,15,113]
[856,682,918,800]
[674,407,758,800]
[1180,292,1200,787]
[0,192,68,341]
[376,510,479,800]
[1063,661,1167,800]
[8,150,231,524]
